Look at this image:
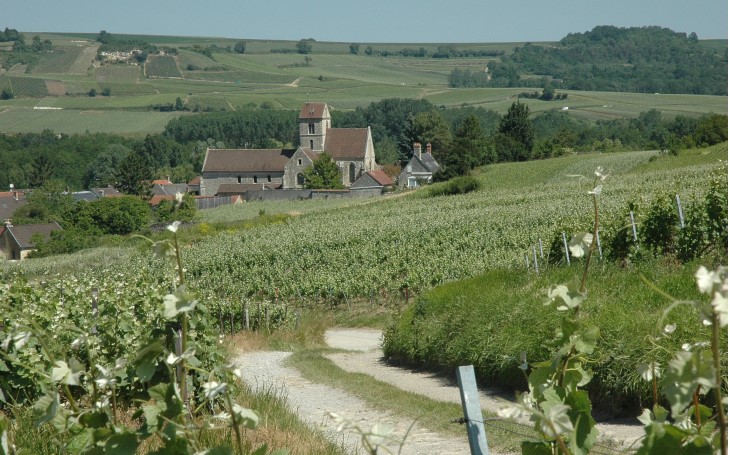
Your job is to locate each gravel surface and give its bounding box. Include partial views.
[233,328,646,454]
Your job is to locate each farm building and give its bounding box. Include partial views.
[0,222,63,260]
[398,142,440,188]
[200,102,377,196]
[351,169,395,195]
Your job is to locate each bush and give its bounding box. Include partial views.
[426,175,480,197]
[72,196,151,235]
[641,194,679,256]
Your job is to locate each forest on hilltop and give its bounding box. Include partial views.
[449,26,728,95]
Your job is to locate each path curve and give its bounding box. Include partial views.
[325,328,645,449]
[234,328,645,454]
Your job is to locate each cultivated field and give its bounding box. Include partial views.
[0,33,724,135]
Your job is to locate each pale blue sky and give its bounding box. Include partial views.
[5,0,728,43]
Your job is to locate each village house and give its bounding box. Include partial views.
[199,102,377,196]
[398,142,440,188]
[0,222,63,260]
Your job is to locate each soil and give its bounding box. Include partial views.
[233,328,646,454]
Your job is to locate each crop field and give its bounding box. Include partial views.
[94,65,140,83]
[29,46,85,74]
[0,34,725,133]
[145,55,183,78]
[0,106,183,134]
[2,144,724,312]
[0,76,49,97]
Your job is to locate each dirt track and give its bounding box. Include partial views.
[233,328,645,454]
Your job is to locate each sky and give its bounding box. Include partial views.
[5,0,728,43]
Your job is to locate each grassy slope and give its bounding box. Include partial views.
[0,33,725,134]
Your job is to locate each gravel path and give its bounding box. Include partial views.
[233,328,645,454]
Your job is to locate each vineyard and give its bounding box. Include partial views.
[0,145,726,452]
[144,55,182,78]
[0,76,49,97]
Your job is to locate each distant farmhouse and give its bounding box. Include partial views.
[200,103,377,196]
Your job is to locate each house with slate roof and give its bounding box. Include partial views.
[398,142,440,188]
[0,222,63,260]
[200,102,377,196]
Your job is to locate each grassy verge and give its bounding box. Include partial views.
[382,259,727,414]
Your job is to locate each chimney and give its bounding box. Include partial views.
[413,142,422,159]
[426,143,432,155]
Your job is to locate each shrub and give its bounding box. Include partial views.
[641,194,679,256]
[426,175,480,197]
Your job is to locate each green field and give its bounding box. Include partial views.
[0,32,725,134]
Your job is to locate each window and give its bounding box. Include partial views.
[238,176,242,183]
[308,123,315,134]
[349,163,356,184]
[297,173,305,186]
[267,175,271,182]
[253,176,258,183]
[309,140,314,149]
[298,158,302,166]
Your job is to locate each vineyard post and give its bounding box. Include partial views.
[675,194,685,228]
[244,302,250,331]
[533,246,539,273]
[91,287,99,334]
[265,306,270,332]
[596,230,603,259]
[538,238,544,258]
[174,328,187,405]
[562,232,571,265]
[456,365,490,455]
[525,254,529,270]
[630,210,638,242]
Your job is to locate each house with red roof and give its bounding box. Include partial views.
[200,102,378,196]
[351,169,395,194]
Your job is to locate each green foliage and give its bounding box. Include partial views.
[233,41,246,54]
[499,100,535,155]
[425,175,481,197]
[72,196,151,235]
[296,39,314,54]
[641,195,680,256]
[435,114,487,180]
[488,26,728,95]
[303,153,344,189]
[156,193,198,223]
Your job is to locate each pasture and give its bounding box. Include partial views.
[0,33,725,134]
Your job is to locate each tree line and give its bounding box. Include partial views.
[449,26,728,95]
[0,99,726,193]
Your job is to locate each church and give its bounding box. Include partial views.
[199,103,377,196]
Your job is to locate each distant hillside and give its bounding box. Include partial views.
[452,26,728,95]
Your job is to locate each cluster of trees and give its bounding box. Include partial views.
[459,26,727,95]
[96,30,157,63]
[348,43,503,59]
[0,28,53,70]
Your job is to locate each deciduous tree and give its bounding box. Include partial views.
[303,152,344,189]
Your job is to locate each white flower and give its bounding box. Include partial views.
[588,185,603,196]
[695,266,719,295]
[663,324,677,334]
[202,381,228,400]
[167,221,181,233]
[681,343,692,351]
[594,166,609,181]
